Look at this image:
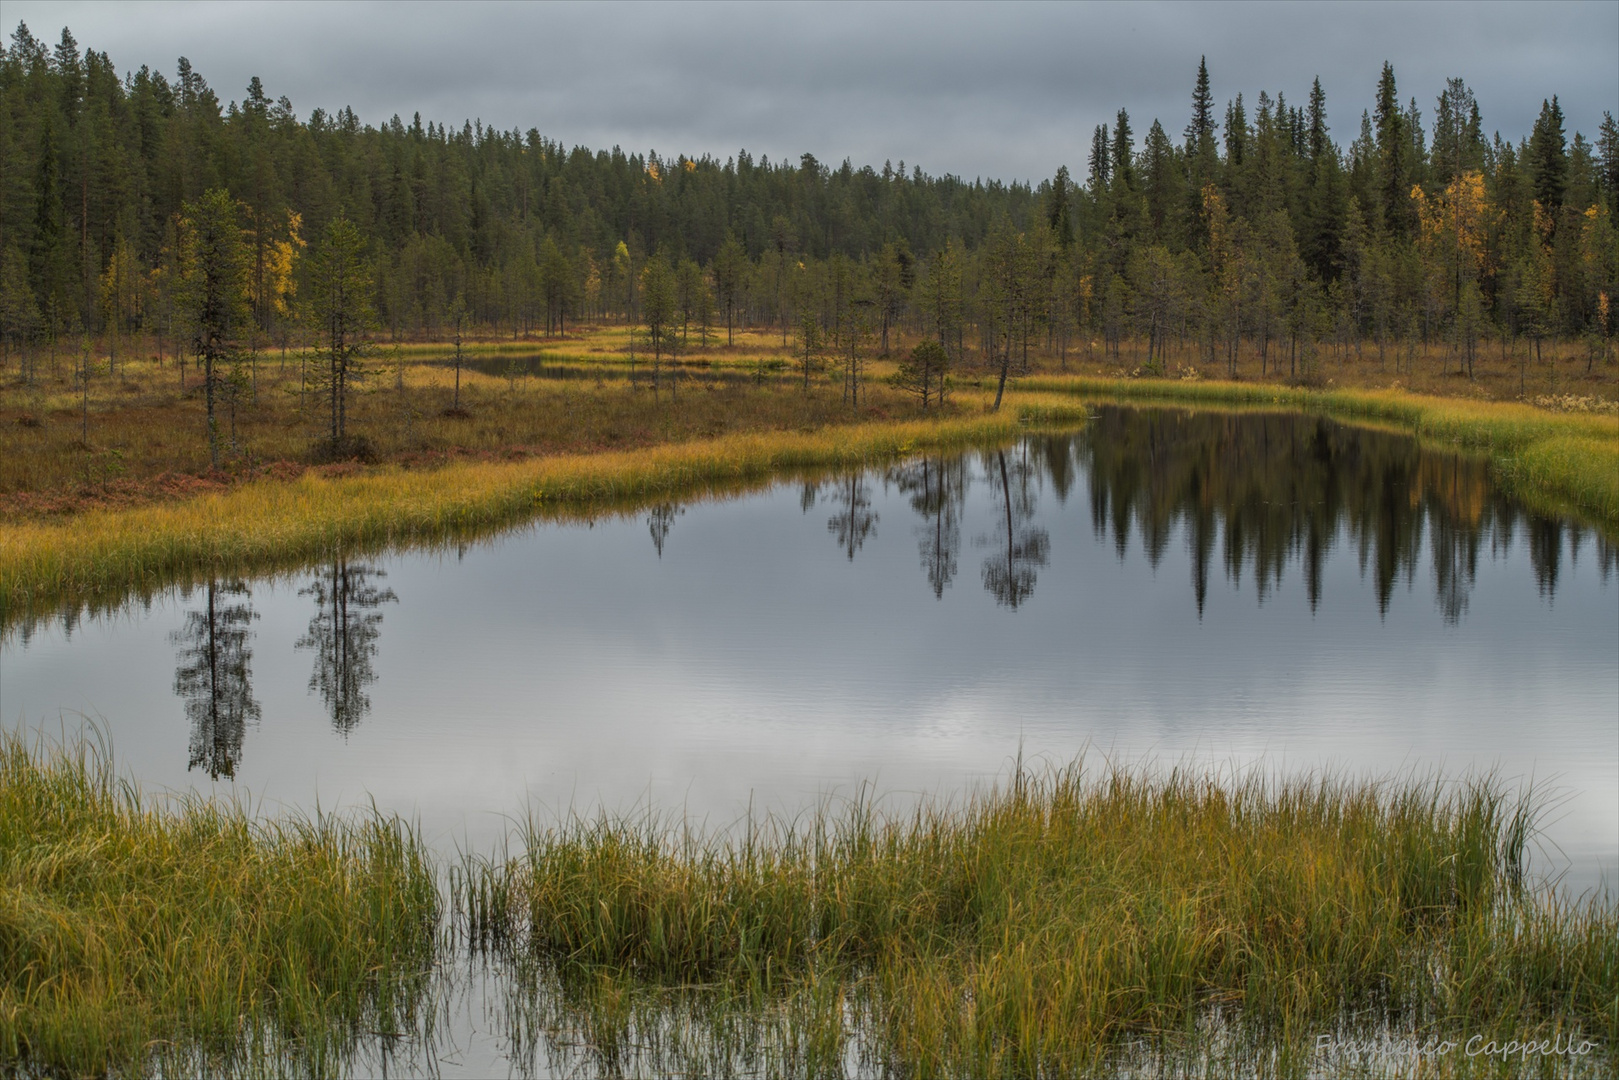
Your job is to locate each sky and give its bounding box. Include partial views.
[5,1,1617,184]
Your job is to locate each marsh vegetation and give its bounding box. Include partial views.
[4,733,1614,1077]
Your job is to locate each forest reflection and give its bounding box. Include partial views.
[1078,407,1613,617]
[134,407,1612,779]
[875,408,1614,617]
[777,408,1615,616]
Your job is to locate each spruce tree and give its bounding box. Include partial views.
[1111,110,1135,191]
[1373,62,1411,237]
[1185,58,1219,248]
[1598,112,1619,215]
[1529,97,1569,210]
[1088,124,1111,192]
[1185,57,1217,155]
[178,188,248,467]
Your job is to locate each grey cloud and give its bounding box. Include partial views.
[7,0,1615,183]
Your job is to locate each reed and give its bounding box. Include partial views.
[464,762,1618,1076]
[0,729,439,1076]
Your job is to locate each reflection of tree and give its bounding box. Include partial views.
[980,448,1049,609]
[1529,517,1563,598]
[1075,406,1610,616]
[296,560,397,735]
[826,472,878,561]
[895,456,968,598]
[171,579,259,779]
[1032,435,1077,505]
[648,503,682,558]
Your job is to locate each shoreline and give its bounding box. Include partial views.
[3,380,1615,620]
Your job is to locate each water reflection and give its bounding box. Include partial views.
[894,456,966,598]
[1074,407,1614,619]
[13,405,1606,791]
[825,473,879,561]
[295,560,397,735]
[171,579,259,779]
[648,503,683,558]
[978,448,1050,609]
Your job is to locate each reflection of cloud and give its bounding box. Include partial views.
[5,1,1613,184]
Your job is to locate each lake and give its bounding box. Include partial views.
[5,405,1614,899]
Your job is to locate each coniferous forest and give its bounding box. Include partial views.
[1,22,1616,379]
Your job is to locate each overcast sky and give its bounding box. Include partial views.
[6,1,1616,184]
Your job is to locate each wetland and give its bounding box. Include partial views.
[4,405,1616,1076]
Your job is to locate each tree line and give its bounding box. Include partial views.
[2,23,1616,384]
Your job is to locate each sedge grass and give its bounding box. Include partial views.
[0,729,439,1076]
[463,762,1618,1077]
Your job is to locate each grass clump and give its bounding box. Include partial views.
[465,763,1618,1076]
[0,730,438,1076]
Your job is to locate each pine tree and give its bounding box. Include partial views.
[1141,120,1179,243]
[1432,78,1483,185]
[1046,165,1074,249]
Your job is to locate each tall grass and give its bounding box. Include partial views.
[3,733,1610,1075]
[463,762,1618,1076]
[0,729,439,1076]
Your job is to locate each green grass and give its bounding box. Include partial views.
[0,729,439,1076]
[463,762,1618,1077]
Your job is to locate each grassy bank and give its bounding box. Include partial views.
[465,763,1618,1077]
[0,730,438,1076]
[3,374,1616,621]
[0,405,1066,617]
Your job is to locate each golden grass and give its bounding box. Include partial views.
[3,737,1611,1075]
[0,403,1069,616]
[0,729,438,1076]
[466,760,1619,1077]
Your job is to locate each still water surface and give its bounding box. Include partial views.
[3,407,1616,897]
